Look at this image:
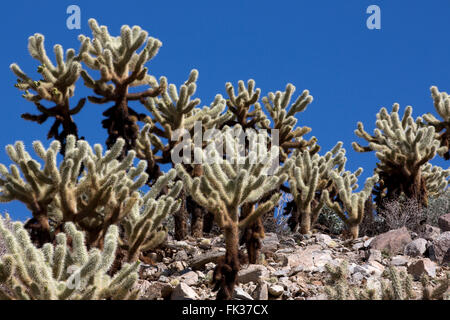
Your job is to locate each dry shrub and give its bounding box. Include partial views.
[317,206,345,235]
[359,208,387,237]
[263,192,292,236]
[378,197,426,233]
[424,189,450,226]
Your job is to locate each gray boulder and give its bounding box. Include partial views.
[407,258,437,280]
[404,238,427,257]
[171,283,199,300]
[430,231,450,264]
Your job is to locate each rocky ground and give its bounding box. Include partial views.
[133,214,450,300]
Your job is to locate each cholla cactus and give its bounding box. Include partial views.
[137,72,231,239]
[0,214,13,259]
[120,169,182,261]
[421,273,450,300]
[224,79,267,129]
[136,72,231,180]
[322,168,379,239]
[352,104,449,208]
[225,81,320,260]
[142,70,231,140]
[0,135,180,253]
[0,220,139,300]
[425,86,450,160]
[325,262,415,300]
[379,266,416,300]
[260,83,320,160]
[77,18,165,157]
[176,125,292,299]
[10,34,85,152]
[288,142,346,235]
[324,261,378,300]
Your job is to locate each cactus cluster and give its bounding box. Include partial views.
[325,261,449,300]
[2,19,449,300]
[0,217,139,300]
[10,34,85,152]
[0,135,181,261]
[426,86,450,160]
[176,125,292,299]
[353,104,449,208]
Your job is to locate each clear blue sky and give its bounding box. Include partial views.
[1,0,449,220]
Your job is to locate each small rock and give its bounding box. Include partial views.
[268,285,284,297]
[352,272,364,283]
[359,261,385,277]
[205,262,216,270]
[233,287,254,300]
[180,271,199,286]
[171,283,199,300]
[205,270,214,282]
[133,280,158,300]
[367,249,382,263]
[347,263,358,274]
[280,238,297,247]
[174,250,189,261]
[364,237,375,248]
[306,293,328,300]
[289,265,304,276]
[253,282,268,300]
[315,234,331,244]
[390,255,409,266]
[172,240,191,249]
[404,238,427,257]
[158,275,169,283]
[272,268,290,277]
[190,251,225,270]
[316,234,338,248]
[370,227,412,255]
[407,258,437,280]
[275,248,296,254]
[261,233,279,254]
[430,231,450,264]
[199,238,211,245]
[419,224,441,241]
[278,277,293,289]
[352,242,364,251]
[172,261,187,272]
[238,264,269,284]
[438,213,450,232]
[147,252,159,262]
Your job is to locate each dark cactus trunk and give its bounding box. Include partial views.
[213,224,240,300]
[240,203,264,264]
[189,196,206,238]
[203,212,215,234]
[189,164,206,237]
[174,190,188,241]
